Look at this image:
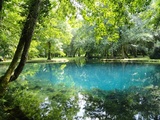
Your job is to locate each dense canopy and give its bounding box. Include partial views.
[0,0,160,119]
[0,0,160,60]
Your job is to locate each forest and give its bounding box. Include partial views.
[0,0,160,61]
[0,0,160,119]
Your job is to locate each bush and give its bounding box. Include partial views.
[0,56,4,61]
[150,46,160,59]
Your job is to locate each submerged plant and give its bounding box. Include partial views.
[81,86,160,120]
[0,80,80,120]
[0,76,159,120]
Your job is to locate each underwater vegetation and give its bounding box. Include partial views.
[0,62,160,119]
[0,79,159,120]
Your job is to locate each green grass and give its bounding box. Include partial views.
[101,56,160,64]
[1,56,160,64]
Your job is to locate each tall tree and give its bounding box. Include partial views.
[0,0,3,31]
[0,0,26,59]
[0,0,42,94]
[0,0,3,12]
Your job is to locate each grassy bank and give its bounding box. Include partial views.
[0,57,160,64]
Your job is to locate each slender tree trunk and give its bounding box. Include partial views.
[47,41,51,60]
[0,0,3,12]
[121,45,126,58]
[124,46,130,58]
[69,36,76,57]
[121,45,130,58]
[10,0,41,81]
[0,0,3,25]
[0,36,25,89]
[0,0,41,93]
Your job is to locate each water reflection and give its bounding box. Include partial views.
[86,86,160,119]
[20,62,159,91]
[0,62,160,119]
[3,81,159,120]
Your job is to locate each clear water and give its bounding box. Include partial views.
[0,62,160,119]
[20,62,159,91]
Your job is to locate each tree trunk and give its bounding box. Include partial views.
[10,0,41,81]
[0,35,25,91]
[121,45,130,58]
[0,0,3,25]
[69,36,76,57]
[0,0,41,93]
[47,41,51,60]
[0,0,3,12]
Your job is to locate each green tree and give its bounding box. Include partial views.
[35,10,73,59]
[69,23,97,57]
[0,0,42,94]
[0,0,25,59]
[0,0,3,12]
[77,0,152,58]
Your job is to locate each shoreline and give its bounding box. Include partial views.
[101,58,160,64]
[0,57,160,64]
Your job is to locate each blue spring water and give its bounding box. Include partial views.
[21,62,160,91]
[0,62,160,119]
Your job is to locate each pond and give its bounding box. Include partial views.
[0,62,160,120]
[20,62,159,90]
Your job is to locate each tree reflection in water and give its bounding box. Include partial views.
[81,87,160,120]
[0,62,160,119]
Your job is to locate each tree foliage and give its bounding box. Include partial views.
[0,0,42,94]
[0,0,160,119]
[1,0,159,60]
[0,0,160,86]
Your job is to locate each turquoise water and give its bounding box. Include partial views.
[0,62,160,119]
[21,62,159,91]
